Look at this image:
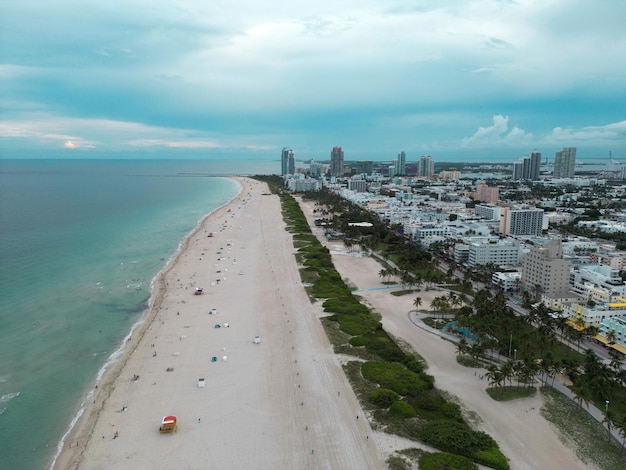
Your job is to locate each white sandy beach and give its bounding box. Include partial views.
[53,178,382,470]
[53,178,592,470]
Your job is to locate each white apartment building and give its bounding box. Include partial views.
[348,178,367,193]
[475,204,501,221]
[563,301,626,328]
[500,206,545,236]
[468,238,521,267]
[492,271,521,291]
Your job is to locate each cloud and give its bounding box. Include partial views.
[462,115,533,147]
[63,140,95,149]
[1,1,625,159]
[546,121,626,143]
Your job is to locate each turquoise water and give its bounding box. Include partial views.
[0,159,254,469]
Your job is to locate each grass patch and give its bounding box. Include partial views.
[423,317,447,329]
[298,267,319,285]
[386,455,410,470]
[541,387,624,469]
[418,452,478,470]
[486,386,536,401]
[344,361,379,407]
[456,355,481,368]
[320,317,351,349]
[391,289,418,296]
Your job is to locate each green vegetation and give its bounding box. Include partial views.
[418,452,478,470]
[362,361,433,396]
[486,386,536,401]
[253,176,508,469]
[541,387,625,469]
[368,388,398,407]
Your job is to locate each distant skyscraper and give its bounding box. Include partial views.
[309,160,322,177]
[281,148,294,175]
[397,151,406,176]
[554,147,576,178]
[529,152,541,180]
[330,146,344,177]
[512,151,542,180]
[418,156,434,178]
[288,152,295,175]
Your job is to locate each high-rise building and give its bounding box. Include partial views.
[309,160,322,178]
[397,151,406,176]
[554,147,576,178]
[281,148,294,175]
[522,237,571,296]
[512,151,541,180]
[500,206,544,236]
[330,146,344,177]
[418,155,434,178]
[529,151,541,180]
[288,152,295,174]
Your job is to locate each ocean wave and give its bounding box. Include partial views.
[1,391,20,403]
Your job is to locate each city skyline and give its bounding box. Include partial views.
[1,1,625,161]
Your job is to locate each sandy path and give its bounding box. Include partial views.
[54,179,383,470]
[298,197,591,470]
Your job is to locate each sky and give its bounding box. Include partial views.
[1,0,625,162]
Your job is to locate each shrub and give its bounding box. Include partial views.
[390,400,417,418]
[473,448,510,470]
[336,314,381,336]
[418,452,478,470]
[417,420,499,459]
[403,354,426,373]
[440,402,463,421]
[369,388,398,408]
[361,362,433,396]
[349,336,370,347]
[366,337,405,362]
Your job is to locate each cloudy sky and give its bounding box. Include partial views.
[1,0,625,162]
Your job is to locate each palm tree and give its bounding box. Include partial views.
[456,337,469,357]
[553,315,569,343]
[603,409,616,443]
[486,364,504,395]
[607,329,617,345]
[413,296,423,311]
[500,360,515,388]
[571,380,593,409]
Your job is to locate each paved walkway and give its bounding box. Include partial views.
[408,310,623,443]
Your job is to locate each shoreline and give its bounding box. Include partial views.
[52,177,382,469]
[49,178,243,470]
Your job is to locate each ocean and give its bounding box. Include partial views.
[0,159,266,469]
